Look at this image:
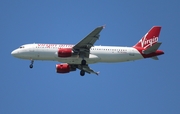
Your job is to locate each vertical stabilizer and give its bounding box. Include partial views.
[133,26,161,49]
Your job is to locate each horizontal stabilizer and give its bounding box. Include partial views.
[143,42,162,54]
[151,56,159,60]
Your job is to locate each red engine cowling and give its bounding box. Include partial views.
[58,48,72,57]
[56,63,70,73]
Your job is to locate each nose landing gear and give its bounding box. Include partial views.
[29,60,34,68]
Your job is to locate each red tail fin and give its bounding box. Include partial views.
[133,26,161,49]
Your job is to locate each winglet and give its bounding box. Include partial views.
[102,25,106,29]
[96,71,100,75]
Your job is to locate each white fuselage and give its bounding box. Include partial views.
[11,44,144,64]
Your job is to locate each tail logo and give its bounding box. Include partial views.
[139,33,158,48]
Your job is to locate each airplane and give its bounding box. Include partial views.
[11,26,164,76]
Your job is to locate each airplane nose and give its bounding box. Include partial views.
[11,50,19,57]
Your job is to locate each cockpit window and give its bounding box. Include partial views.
[19,46,24,48]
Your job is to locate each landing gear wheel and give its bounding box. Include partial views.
[29,60,34,69]
[29,64,33,68]
[80,70,85,76]
[81,60,86,65]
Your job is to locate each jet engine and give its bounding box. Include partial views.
[56,63,76,73]
[58,48,73,57]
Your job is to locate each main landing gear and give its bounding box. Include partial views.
[81,59,86,65]
[80,70,85,76]
[29,60,34,68]
[80,59,86,76]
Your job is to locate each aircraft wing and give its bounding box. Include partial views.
[73,26,104,58]
[75,64,99,75]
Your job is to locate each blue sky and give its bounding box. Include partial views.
[1,0,180,114]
